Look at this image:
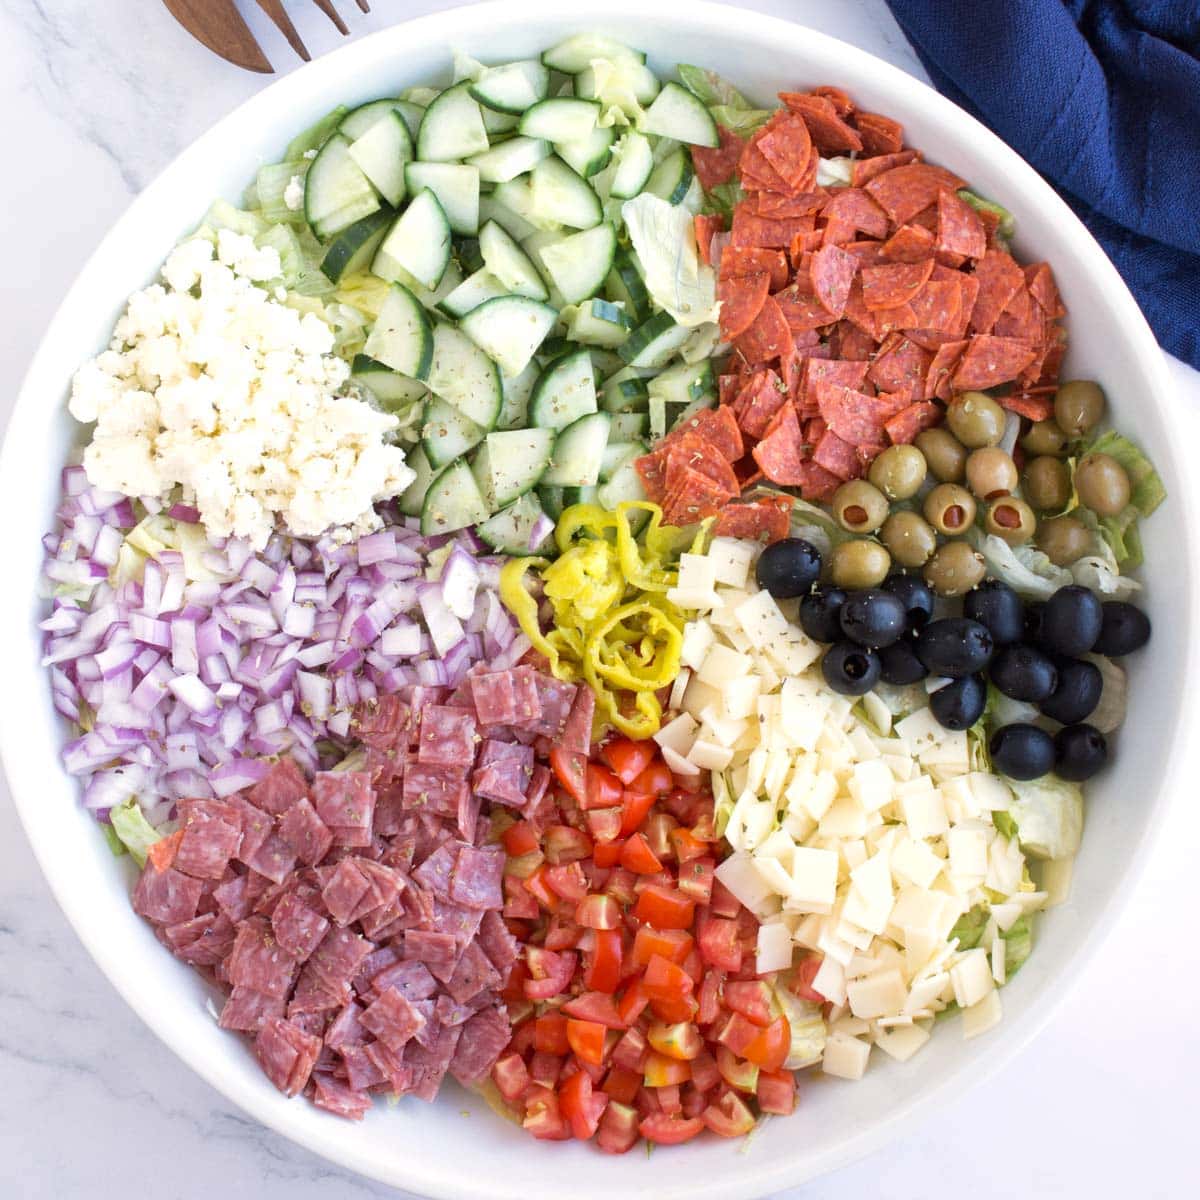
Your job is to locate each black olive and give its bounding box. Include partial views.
[821,642,882,696]
[1039,658,1103,725]
[930,674,987,730]
[989,643,1059,703]
[882,573,935,630]
[1054,723,1108,781]
[878,637,929,685]
[756,537,823,599]
[800,587,848,644]
[915,618,995,678]
[990,723,1056,780]
[1037,585,1103,657]
[1092,601,1151,656]
[963,579,1025,645]
[839,589,908,649]
[1024,600,1047,644]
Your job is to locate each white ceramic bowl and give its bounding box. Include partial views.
[2,3,1195,1196]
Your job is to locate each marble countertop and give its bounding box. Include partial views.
[2,2,1197,1197]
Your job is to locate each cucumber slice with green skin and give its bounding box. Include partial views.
[416,82,490,162]
[604,248,651,322]
[459,295,558,379]
[471,427,556,509]
[482,107,520,136]
[492,177,564,233]
[562,484,601,507]
[476,492,555,556]
[542,34,645,73]
[643,147,695,205]
[285,105,348,160]
[428,323,502,429]
[589,348,627,377]
[639,81,720,148]
[478,220,549,301]
[539,223,617,304]
[361,284,433,380]
[319,207,394,283]
[399,443,437,517]
[420,460,491,536]
[457,238,484,275]
[529,349,598,430]
[339,99,405,140]
[650,391,716,441]
[406,260,464,312]
[496,360,540,430]
[519,98,601,143]
[574,61,662,108]
[619,311,691,368]
[610,411,649,440]
[557,124,615,179]
[601,367,651,412]
[538,485,566,520]
[304,134,381,240]
[478,192,539,242]
[347,111,412,208]
[648,359,717,407]
[597,456,649,514]
[437,268,508,319]
[600,440,645,483]
[538,335,574,362]
[403,162,480,235]
[609,130,655,200]
[541,412,613,487]
[372,189,452,290]
[567,299,634,349]
[530,156,603,229]
[468,59,550,114]
[393,100,425,141]
[468,137,552,184]
[422,395,487,468]
[351,354,427,412]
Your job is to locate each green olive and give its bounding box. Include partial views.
[830,539,892,589]
[984,496,1037,544]
[1023,455,1072,511]
[923,482,977,536]
[1053,380,1106,439]
[946,391,1007,448]
[868,444,928,501]
[880,511,938,568]
[1075,452,1131,517]
[832,480,890,534]
[1020,419,1069,458]
[1037,515,1091,566]
[915,427,967,483]
[923,541,987,597]
[965,447,1018,500]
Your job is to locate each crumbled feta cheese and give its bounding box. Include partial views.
[283,174,305,211]
[68,237,413,549]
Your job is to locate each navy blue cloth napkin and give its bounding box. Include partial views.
[885,0,1200,368]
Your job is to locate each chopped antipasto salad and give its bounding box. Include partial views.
[41,34,1163,1151]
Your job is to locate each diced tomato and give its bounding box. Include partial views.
[743,1015,791,1073]
[647,1020,704,1061]
[655,1083,683,1116]
[634,885,695,930]
[502,820,539,857]
[757,1069,797,1115]
[643,1050,691,1087]
[502,960,531,1005]
[522,865,560,913]
[529,1051,565,1090]
[690,812,717,842]
[550,748,587,807]
[599,738,660,785]
[582,928,623,994]
[660,787,707,826]
[566,1017,607,1066]
[604,867,637,906]
[544,862,588,902]
[709,878,742,918]
[643,812,678,862]
[724,980,774,1027]
[508,1016,536,1056]
[681,1082,709,1120]
[702,1089,757,1137]
[670,826,709,863]
[628,758,673,797]
[632,925,693,968]
[612,1024,649,1073]
[791,953,827,1004]
[616,980,650,1027]
[582,762,623,810]
[716,1044,759,1094]
[558,1069,608,1140]
[146,829,182,873]
[596,1100,640,1154]
[585,807,623,844]
[543,914,581,950]
[542,824,592,864]
[634,1085,660,1118]
[698,969,724,1025]
[592,837,625,868]
[631,869,675,895]
[648,992,699,1024]
[643,953,694,1002]
[491,1052,529,1104]
[523,1084,570,1140]
[638,1113,704,1145]
[716,1011,762,1057]
[689,1048,720,1092]
[503,874,540,920]
[618,788,657,836]
[524,947,577,1000]
[677,856,715,905]
[602,1064,642,1106]
[696,910,743,972]
[619,832,663,875]
[534,1013,570,1055]
[681,947,705,986]
[575,1053,608,1085]
[563,991,626,1029]
[575,893,621,930]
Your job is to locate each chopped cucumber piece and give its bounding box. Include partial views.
[468,136,552,183]
[479,191,540,241]
[304,133,381,239]
[478,220,549,301]
[566,298,634,348]
[601,366,651,412]
[530,349,598,430]
[458,238,485,275]
[597,455,649,512]
[605,247,651,322]
[541,412,612,486]
[468,59,551,114]
[393,100,425,140]
[471,427,556,508]
[609,130,655,199]
[482,107,520,136]
[403,163,480,235]
[361,284,433,380]
[459,295,558,379]
[428,323,502,428]
[347,111,412,207]
[421,460,491,535]
[563,484,601,507]
[542,34,645,74]
[610,411,650,440]
[422,395,486,468]
[437,268,508,319]
[351,354,427,412]
[619,311,691,368]
[540,223,617,304]
[416,82,489,162]
[340,99,404,139]
[399,443,437,517]
[640,81,719,147]
[575,60,661,109]
[530,156,603,229]
[319,208,394,283]
[600,440,645,483]
[285,105,348,160]
[476,492,555,556]
[538,485,566,520]
[493,177,563,233]
[648,359,716,407]
[496,360,540,430]
[644,146,695,205]
[558,124,616,179]
[372,188,452,289]
[519,98,601,144]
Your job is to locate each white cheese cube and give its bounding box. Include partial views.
[763,746,791,804]
[734,589,791,649]
[726,790,775,851]
[660,745,700,776]
[1040,856,1074,908]
[875,1022,931,1063]
[890,885,946,935]
[779,679,827,751]
[849,759,893,812]
[756,919,796,974]
[899,785,950,840]
[696,643,753,687]
[769,629,822,674]
[819,798,870,840]
[986,832,1025,896]
[793,770,838,822]
[751,854,795,899]
[706,537,755,588]
[680,620,715,670]
[950,948,995,1008]
[655,712,698,755]
[687,738,734,771]
[962,988,1003,1039]
[990,934,1007,985]
[847,724,882,761]
[812,954,847,1007]
[697,702,745,748]
[788,846,839,908]
[948,822,990,884]
[751,650,782,694]
[903,929,941,978]
[846,968,907,1020]
[839,839,868,872]
[988,901,1023,933]
[720,674,761,720]
[781,805,817,844]
[895,707,946,753]
[905,971,950,1014]
[677,553,716,594]
[715,851,777,913]
[940,775,978,823]
[758,828,796,868]
[890,837,944,890]
[821,1032,871,1080]
[816,925,857,967]
[881,752,917,782]
[668,666,691,714]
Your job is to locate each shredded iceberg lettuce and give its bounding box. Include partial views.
[621,194,718,327]
[1007,775,1084,860]
[110,796,164,867]
[968,530,1072,599]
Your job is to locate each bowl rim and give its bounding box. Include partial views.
[1,2,1193,1196]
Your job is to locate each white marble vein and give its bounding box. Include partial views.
[1,2,1198,1198]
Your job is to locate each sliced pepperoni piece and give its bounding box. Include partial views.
[731,207,812,248]
[811,85,855,116]
[661,464,731,526]
[757,113,814,191]
[905,278,965,334]
[775,287,835,333]
[634,451,668,504]
[719,246,789,290]
[998,390,1056,421]
[884,401,942,444]
[1025,262,1065,317]
[880,223,936,263]
[816,385,890,446]
[692,124,745,190]
[778,92,864,154]
[808,243,859,318]
[837,239,888,267]
[751,402,808,485]
[865,162,967,225]
[740,136,795,193]
[734,296,794,364]
[830,320,879,361]
[664,434,740,499]
[935,188,986,261]
[693,213,725,266]
[851,149,920,187]
[717,271,770,338]
[712,495,794,543]
[993,286,1045,343]
[791,459,841,501]
[755,190,828,218]
[860,259,935,310]
[668,405,745,463]
[923,338,970,400]
[732,369,789,438]
[820,188,890,239]
[812,429,864,480]
[951,335,1039,391]
[854,111,905,156]
[868,336,933,394]
[969,248,1026,334]
[800,357,870,407]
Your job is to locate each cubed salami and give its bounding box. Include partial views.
[448,844,505,911]
[255,1016,322,1097]
[527,674,577,738]
[311,1073,372,1121]
[371,958,438,1001]
[449,1005,512,1087]
[311,771,376,836]
[472,758,530,809]
[305,926,373,993]
[417,705,477,768]
[324,1000,367,1050]
[245,831,298,885]
[278,797,333,866]
[321,857,372,926]
[477,909,520,975]
[412,841,458,898]
[219,986,285,1033]
[444,940,502,1005]
[133,863,204,927]
[228,916,297,998]
[272,890,330,960]
[403,929,459,973]
[402,763,467,819]
[352,694,410,751]
[248,756,309,815]
[174,809,242,881]
[561,684,595,756]
[361,985,427,1054]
